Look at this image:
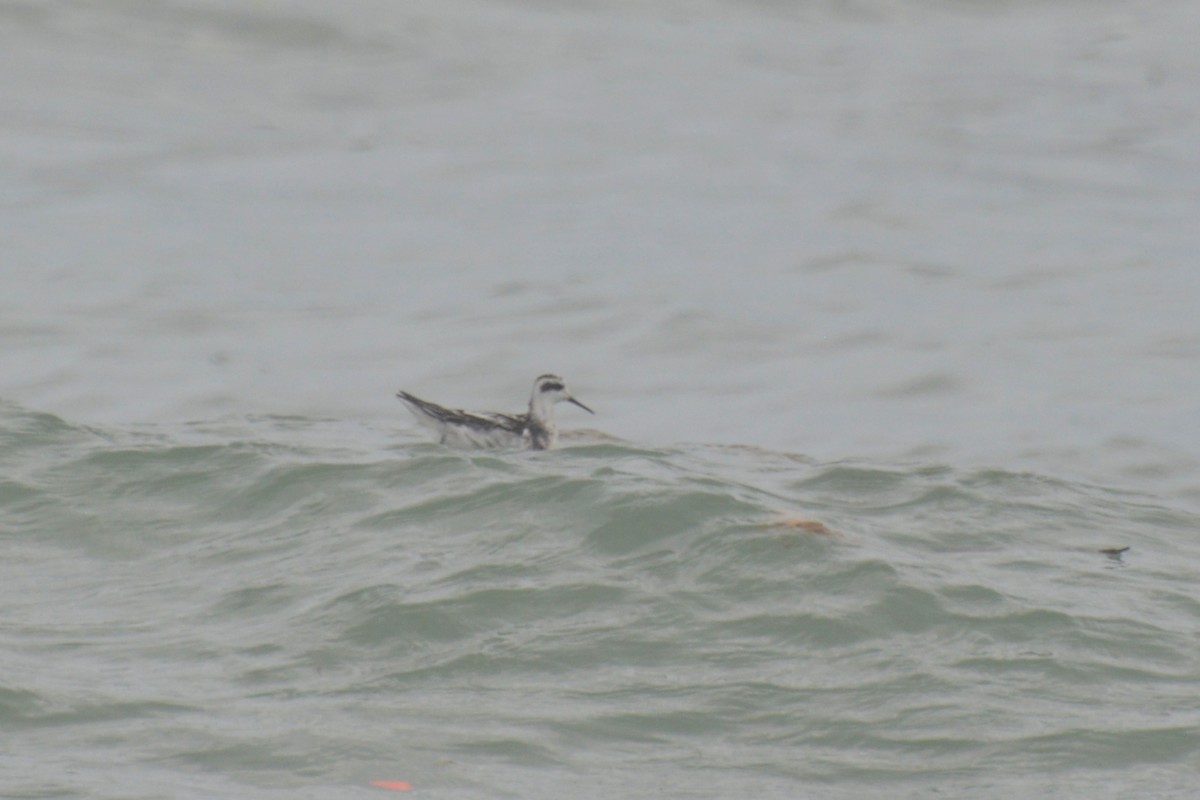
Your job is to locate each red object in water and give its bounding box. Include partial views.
[371,780,413,791]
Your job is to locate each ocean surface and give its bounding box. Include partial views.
[4,1,1199,798]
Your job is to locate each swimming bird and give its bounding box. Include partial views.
[396,374,594,450]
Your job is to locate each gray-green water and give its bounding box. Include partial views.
[4,406,1198,798]
[5,0,1200,796]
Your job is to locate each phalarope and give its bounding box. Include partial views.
[396,374,594,450]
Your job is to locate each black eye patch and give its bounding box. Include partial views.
[540,382,564,392]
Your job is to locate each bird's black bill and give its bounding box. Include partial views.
[568,397,595,414]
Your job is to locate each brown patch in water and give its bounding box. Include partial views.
[761,513,843,537]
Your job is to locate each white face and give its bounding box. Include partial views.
[534,375,593,414]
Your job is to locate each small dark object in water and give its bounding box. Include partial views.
[1099,546,1131,557]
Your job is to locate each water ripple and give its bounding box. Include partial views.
[3,405,1199,796]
